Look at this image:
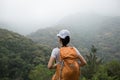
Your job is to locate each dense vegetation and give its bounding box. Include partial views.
[0,28,120,80]
[0,29,51,80]
[81,45,120,80]
[0,14,120,80]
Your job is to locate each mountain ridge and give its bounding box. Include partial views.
[28,14,120,61]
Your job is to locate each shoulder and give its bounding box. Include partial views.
[73,47,77,50]
[52,47,60,52]
[51,47,60,59]
[72,47,81,55]
[51,47,60,55]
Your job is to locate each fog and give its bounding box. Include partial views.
[0,0,120,35]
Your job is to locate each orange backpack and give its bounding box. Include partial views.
[52,47,80,80]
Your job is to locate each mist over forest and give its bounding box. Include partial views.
[0,0,120,80]
[0,13,120,79]
[28,13,120,61]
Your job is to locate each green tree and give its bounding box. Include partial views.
[29,64,54,80]
[92,65,114,80]
[81,45,103,79]
[106,61,120,80]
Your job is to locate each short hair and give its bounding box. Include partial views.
[60,36,70,47]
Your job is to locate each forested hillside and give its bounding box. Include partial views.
[0,14,120,80]
[0,23,120,80]
[28,14,120,61]
[0,28,52,80]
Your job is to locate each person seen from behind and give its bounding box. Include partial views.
[48,29,87,80]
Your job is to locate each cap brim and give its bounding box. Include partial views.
[57,34,60,37]
[57,34,65,39]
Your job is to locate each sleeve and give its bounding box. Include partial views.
[51,48,59,58]
[73,47,81,55]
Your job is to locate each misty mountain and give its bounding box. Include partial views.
[28,13,120,61]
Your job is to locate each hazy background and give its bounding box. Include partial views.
[0,0,120,35]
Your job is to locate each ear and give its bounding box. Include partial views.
[58,37,61,41]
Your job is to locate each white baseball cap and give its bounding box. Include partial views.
[57,29,70,39]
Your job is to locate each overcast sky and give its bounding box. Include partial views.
[0,0,120,35]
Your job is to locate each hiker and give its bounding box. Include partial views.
[48,29,87,80]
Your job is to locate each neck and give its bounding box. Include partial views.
[61,44,69,47]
